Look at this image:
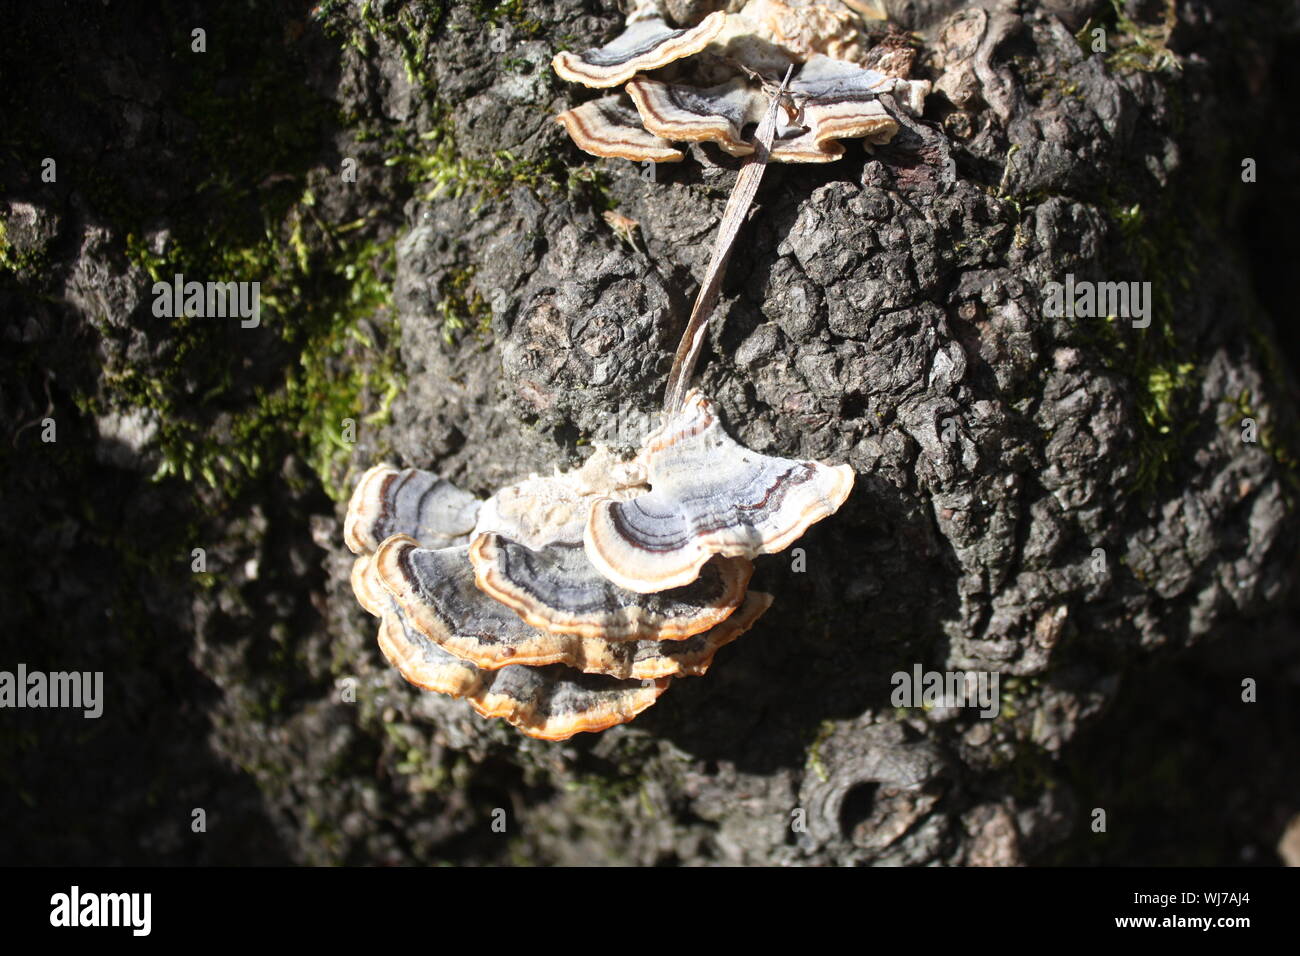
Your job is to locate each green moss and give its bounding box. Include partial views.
[1231,318,1300,491]
[1104,0,1180,75]
[1019,8,1288,506]
[806,720,836,782]
[322,0,613,215]
[1004,740,1059,803]
[375,104,611,209]
[436,265,494,344]
[0,219,49,279]
[996,675,1043,722]
[1221,388,1300,478]
[318,0,443,87]
[1073,1,1180,74]
[390,725,454,792]
[561,770,648,828]
[1056,196,1203,497]
[319,0,544,90]
[468,0,546,36]
[1,2,405,505]
[105,203,402,502]
[563,772,638,802]
[1112,239,1197,492]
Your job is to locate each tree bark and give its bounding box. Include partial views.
[1,0,1296,865]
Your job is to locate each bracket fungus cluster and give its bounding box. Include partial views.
[344,69,859,740]
[345,402,850,740]
[554,0,930,164]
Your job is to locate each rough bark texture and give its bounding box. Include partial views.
[1,0,1298,865]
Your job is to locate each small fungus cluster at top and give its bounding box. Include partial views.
[552,0,930,164]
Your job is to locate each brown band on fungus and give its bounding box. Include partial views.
[803,103,897,147]
[551,12,728,88]
[787,53,905,148]
[585,390,855,592]
[375,595,669,741]
[375,535,767,679]
[625,76,764,156]
[469,532,753,640]
[376,599,483,699]
[351,554,390,618]
[556,96,686,163]
[770,128,845,162]
[623,67,900,163]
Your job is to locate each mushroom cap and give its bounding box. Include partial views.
[552,4,931,165]
[561,61,921,164]
[584,390,855,592]
[469,533,754,639]
[788,53,901,146]
[556,96,687,163]
[344,463,480,555]
[374,535,772,680]
[375,593,670,741]
[625,75,768,156]
[551,12,728,88]
[624,67,902,162]
[347,468,482,621]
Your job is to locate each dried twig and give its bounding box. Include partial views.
[662,66,792,417]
